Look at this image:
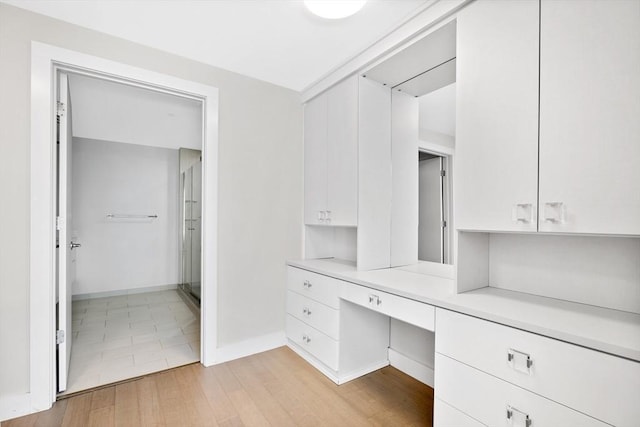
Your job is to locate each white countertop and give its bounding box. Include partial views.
[287,258,640,362]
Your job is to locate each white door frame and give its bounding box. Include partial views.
[30,42,219,411]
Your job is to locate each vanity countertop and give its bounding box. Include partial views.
[287,258,640,362]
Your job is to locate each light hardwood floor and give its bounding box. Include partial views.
[2,346,434,426]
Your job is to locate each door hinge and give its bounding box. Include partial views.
[56,101,65,116]
[441,220,447,228]
[56,216,63,230]
[56,330,65,345]
[440,169,446,177]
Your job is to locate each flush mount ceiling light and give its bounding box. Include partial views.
[304,0,367,19]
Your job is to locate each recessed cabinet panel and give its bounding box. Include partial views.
[304,92,328,225]
[455,0,539,232]
[539,0,640,235]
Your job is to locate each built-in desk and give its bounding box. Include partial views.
[286,258,640,427]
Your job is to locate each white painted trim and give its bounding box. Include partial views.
[388,348,435,387]
[301,0,470,102]
[0,393,32,422]
[215,332,287,364]
[30,42,219,413]
[71,284,179,301]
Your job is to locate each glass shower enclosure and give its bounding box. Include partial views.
[179,148,202,304]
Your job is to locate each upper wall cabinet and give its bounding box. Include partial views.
[538,0,640,235]
[456,0,640,236]
[304,76,358,226]
[455,0,540,232]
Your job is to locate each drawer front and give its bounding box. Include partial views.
[436,308,640,427]
[435,398,485,427]
[340,282,435,331]
[287,266,339,309]
[286,314,339,370]
[435,353,608,427]
[286,290,339,340]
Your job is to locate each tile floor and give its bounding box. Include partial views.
[63,289,200,395]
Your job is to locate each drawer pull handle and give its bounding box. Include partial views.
[508,349,533,373]
[303,280,312,289]
[303,307,312,316]
[368,294,382,306]
[302,334,311,344]
[506,405,531,427]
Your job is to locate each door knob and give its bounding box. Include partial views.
[70,241,81,250]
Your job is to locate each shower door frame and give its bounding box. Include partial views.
[29,42,219,412]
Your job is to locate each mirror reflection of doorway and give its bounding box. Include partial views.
[179,148,202,304]
[418,151,448,264]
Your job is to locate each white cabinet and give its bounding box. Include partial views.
[455,0,540,232]
[285,266,389,384]
[435,308,640,427]
[304,76,358,226]
[538,0,640,235]
[456,0,640,236]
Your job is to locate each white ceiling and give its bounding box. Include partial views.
[3,0,429,91]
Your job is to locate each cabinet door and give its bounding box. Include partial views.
[539,0,640,235]
[327,76,358,226]
[455,0,540,232]
[304,92,328,225]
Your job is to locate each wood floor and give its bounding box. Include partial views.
[2,346,434,427]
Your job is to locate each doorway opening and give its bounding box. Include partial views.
[54,70,204,395]
[418,150,450,264]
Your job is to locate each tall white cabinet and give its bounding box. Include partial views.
[304,77,358,226]
[303,75,392,270]
[539,0,640,235]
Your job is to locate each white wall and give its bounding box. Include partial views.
[489,234,640,314]
[0,3,302,404]
[71,138,179,296]
[68,73,202,150]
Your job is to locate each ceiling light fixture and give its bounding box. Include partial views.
[304,0,367,19]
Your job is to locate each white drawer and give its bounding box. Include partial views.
[435,353,608,427]
[287,266,339,309]
[340,282,435,331]
[436,308,640,427]
[434,398,485,427]
[286,314,339,371]
[286,290,339,340]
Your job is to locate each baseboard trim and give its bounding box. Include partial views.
[287,341,389,385]
[215,331,286,364]
[0,393,34,422]
[388,348,434,387]
[72,284,178,300]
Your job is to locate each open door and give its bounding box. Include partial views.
[56,72,76,392]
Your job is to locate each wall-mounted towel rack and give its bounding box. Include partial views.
[106,214,158,219]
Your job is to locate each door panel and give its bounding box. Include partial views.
[326,76,358,226]
[304,93,328,225]
[539,0,640,235]
[455,0,539,232]
[57,72,74,392]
